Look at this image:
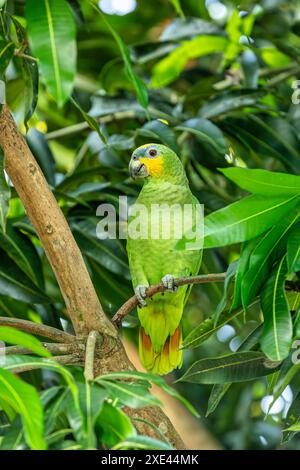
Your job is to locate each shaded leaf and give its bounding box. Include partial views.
[26,0,77,106]
[261,256,292,361]
[179,352,280,384]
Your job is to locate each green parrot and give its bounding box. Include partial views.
[127,144,202,375]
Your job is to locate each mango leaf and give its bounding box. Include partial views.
[241,210,300,308]
[71,97,107,144]
[95,401,136,448]
[0,369,46,449]
[176,118,227,156]
[151,35,228,88]
[214,261,237,325]
[178,351,281,384]
[3,355,79,406]
[0,326,51,357]
[91,4,148,109]
[170,0,185,18]
[0,149,10,232]
[220,168,300,196]
[198,89,266,119]
[203,193,300,249]
[182,304,248,350]
[232,238,259,309]
[25,0,77,106]
[0,250,49,303]
[206,323,263,415]
[0,222,44,288]
[113,435,173,450]
[0,40,15,78]
[97,370,199,417]
[96,378,161,408]
[10,16,39,128]
[287,222,300,273]
[137,120,179,153]
[261,256,293,361]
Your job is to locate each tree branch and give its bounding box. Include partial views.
[0,316,75,343]
[112,273,226,327]
[0,105,186,450]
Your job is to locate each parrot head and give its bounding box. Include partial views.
[129,144,186,184]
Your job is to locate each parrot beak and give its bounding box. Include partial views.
[129,154,149,179]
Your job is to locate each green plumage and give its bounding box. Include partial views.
[127,144,202,374]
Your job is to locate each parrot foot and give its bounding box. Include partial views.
[161,274,178,292]
[135,285,148,307]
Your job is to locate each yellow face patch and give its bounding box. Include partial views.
[139,156,163,177]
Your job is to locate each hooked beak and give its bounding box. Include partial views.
[129,156,149,179]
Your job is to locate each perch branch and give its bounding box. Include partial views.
[0,316,75,343]
[112,273,227,327]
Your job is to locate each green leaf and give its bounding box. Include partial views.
[97,370,199,417]
[206,323,263,415]
[220,168,300,196]
[170,0,185,19]
[0,222,44,288]
[182,304,249,349]
[241,210,300,308]
[178,352,280,384]
[0,369,46,449]
[198,89,266,119]
[202,193,300,249]
[0,250,49,303]
[151,35,228,88]
[214,261,237,325]
[91,3,148,109]
[0,40,14,78]
[176,118,227,156]
[137,120,179,153]
[261,255,293,361]
[0,326,51,357]
[71,97,107,144]
[3,355,79,408]
[25,0,77,106]
[287,222,300,273]
[113,435,173,450]
[232,238,258,309]
[0,149,10,232]
[73,220,130,280]
[96,378,161,408]
[10,16,39,128]
[206,383,231,416]
[95,401,136,448]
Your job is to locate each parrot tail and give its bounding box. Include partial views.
[139,326,183,375]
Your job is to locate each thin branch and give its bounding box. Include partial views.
[112,273,226,327]
[9,355,82,374]
[0,317,75,343]
[5,342,79,356]
[84,330,102,381]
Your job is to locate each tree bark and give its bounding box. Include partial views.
[0,105,186,450]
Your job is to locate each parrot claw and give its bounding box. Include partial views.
[161,274,177,292]
[135,285,148,307]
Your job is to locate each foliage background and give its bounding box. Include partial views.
[0,0,300,450]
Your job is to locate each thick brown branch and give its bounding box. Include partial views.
[112,273,226,327]
[0,105,115,338]
[0,316,75,343]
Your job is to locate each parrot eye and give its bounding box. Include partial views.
[148,148,157,157]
